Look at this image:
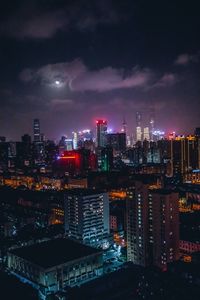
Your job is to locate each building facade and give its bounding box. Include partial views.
[126,181,179,270]
[7,238,103,299]
[64,189,110,248]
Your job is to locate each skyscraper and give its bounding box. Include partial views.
[149,109,155,141]
[96,120,107,147]
[143,127,150,141]
[72,131,78,149]
[136,112,142,141]
[126,180,179,270]
[121,117,127,134]
[33,118,40,142]
[149,189,179,270]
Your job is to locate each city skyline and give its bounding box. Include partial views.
[1,2,200,300]
[0,1,200,139]
[0,115,199,142]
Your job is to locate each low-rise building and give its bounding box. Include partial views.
[7,238,103,299]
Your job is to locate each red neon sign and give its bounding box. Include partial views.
[60,156,76,159]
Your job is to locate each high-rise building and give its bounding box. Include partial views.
[58,136,67,155]
[72,132,78,149]
[33,118,40,142]
[169,136,199,177]
[136,126,142,142]
[16,136,32,167]
[194,127,200,138]
[121,117,127,134]
[21,134,31,144]
[106,132,126,152]
[149,189,179,270]
[64,189,110,248]
[101,146,113,171]
[136,112,142,141]
[40,133,45,142]
[194,128,200,171]
[0,142,9,168]
[143,127,150,141]
[149,109,155,141]
[126,180,179,270]
[127,182,149,267]
[96,120,107,147]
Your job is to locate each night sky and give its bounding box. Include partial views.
[0,0,200,140]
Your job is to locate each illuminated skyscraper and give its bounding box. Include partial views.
[143,127,150,141]
[72,132,78,149]
[96,120,107,147]
[136,127,142,142]
[149,110,155,141]
[33,118,40,142]
[136,112,142,141]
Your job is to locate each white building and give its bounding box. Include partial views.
[64,189,110,248]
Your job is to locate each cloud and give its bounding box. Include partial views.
[1,10,68,39]
[0,0,121,39]
[71,66,152,92]
[19,59,153,92]
[19,59,86,88]
[150,73,178,89]
[174,52,199,65]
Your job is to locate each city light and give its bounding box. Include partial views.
[107,128,113,133]
[60,156,76,159]
[1,2,199,299]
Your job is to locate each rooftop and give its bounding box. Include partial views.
[9,238,101,269]
[65,188,105,196]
